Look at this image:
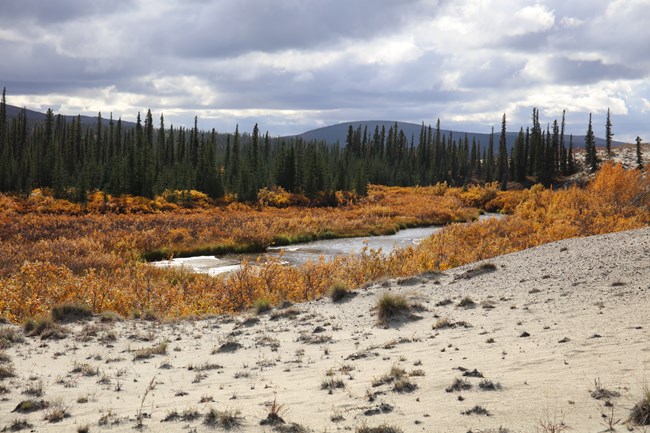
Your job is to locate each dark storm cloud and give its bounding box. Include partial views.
[548,57,644,85]
[0,0,134,25]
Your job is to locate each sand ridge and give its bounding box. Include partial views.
[0,227,648,432]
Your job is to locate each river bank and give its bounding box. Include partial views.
[1,227,648,432]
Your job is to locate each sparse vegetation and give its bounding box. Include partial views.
[321,377,346,391]
[133,342,168,360]
[0,327,24,348]
[204,408,244,429]
[629,387,650,426]
[375,293,411,325]
[478,379,502,391]
[591,377,621,400]
[356,423,404,433]
[12,399,48,413]
[328,282,351,302]
[462,405,490,416]
[253,297,272,315]
[2,419,33,432]
[50,302,93,322]
[43,399,70,422]
[458,296,476,308]
[22,316,67,339]
[446,378,472,393]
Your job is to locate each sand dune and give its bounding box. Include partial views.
[1,228,648,432]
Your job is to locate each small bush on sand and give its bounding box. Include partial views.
[356,423,403,433]
[51,303,93,322]
[3,419,32,431]
[204,408,244,429]
[591,377,620,400]
[458,296,476,308]
[629,388,650,426]
[0,327,24,349]
[23,316,67,339]
[446,378,472,393]
[133,342,168,361]
[253,298,272,315]
[99,311,123,323]
[0,364,15,379]
[328,283,350,302]
[376,293,410,325]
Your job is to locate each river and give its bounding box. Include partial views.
[152,213,502,276]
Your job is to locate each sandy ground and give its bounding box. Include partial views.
[0,228,649,433]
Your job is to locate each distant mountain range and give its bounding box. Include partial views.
[297,120,622,149]
[5,105,620,149]
[4,104,136,128]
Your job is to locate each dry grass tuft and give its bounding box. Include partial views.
[50,302,93,322]
[629,388,650,426]
[376,293,411,325]
[446,378,472,393]
[253,297,272,315]
[0,327,24,349]
[2,419,33,432]
[204,408,244,429]
[356,423,404,433]
[328,282,351,302]
[133,342,168,360]
[591,377,621,400]
[23,316,67,339]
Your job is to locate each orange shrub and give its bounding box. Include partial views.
[0,164,646,322]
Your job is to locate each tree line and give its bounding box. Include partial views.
[0,87,641,203]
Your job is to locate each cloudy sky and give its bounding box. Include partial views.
[1,0,649,141]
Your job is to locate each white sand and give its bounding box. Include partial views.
[1,227,649,432]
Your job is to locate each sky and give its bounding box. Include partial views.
[1,0,649,142]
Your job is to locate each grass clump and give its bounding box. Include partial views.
[44,400,70,422]
[99,311,123,323]
[629,388,650,426]
[133,341,168,361]
[478,379,502,391]
[445,378,472,393]
[376,293,410,325]
[12,399,48,413]
[591,377,621,400]
[356,424,404,433]
[253,297,272,315]
[2,419,33,431]
[0,364,16,380]
[23,316,67,339]
[328,282,351,302]
[260,395,286,426]
[0,327,24,349]
[204,408,244,429]
[458,296,476,308]
[51,302,93,322]
[462,405,490,416]
[321,377,346,392]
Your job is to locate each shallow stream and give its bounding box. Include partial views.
[152,213,502,276]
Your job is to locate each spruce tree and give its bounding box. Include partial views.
[605,108,613,157]
[585,113,598,172]
[636,136,644,169]
[496,113,508,189]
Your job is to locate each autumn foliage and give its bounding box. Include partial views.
[0,163,647,323]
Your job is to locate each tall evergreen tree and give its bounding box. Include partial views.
[636,136,644,169]
[496,113,508,189]
[585,113,598,172]
[605,108,613,158]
